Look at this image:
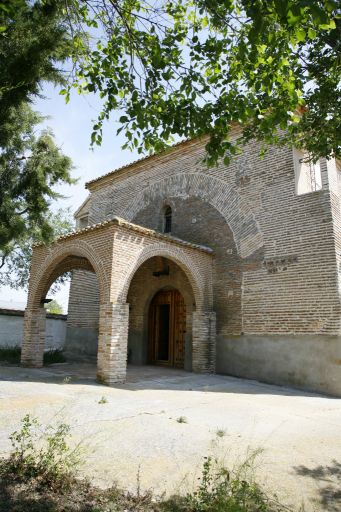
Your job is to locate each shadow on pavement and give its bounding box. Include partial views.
[293,460,341,511]
[0,361,336,399]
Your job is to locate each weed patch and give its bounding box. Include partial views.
[176,416,188,424]
[0,416,295,512]
[0,415,82,491]
[216,428,226,438]
[0,345,21,364]
[43,349,66,365]
[0,346,66,365]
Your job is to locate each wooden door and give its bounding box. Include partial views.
[148,290,186,368]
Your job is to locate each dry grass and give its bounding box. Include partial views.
[0,415,295,512]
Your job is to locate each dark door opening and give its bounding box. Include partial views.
[158,304,170,361]
[148,289,186,368]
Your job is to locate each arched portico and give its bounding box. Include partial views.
[22,238,111,369]
[22,217,215,385]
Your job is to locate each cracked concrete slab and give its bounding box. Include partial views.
[0,363,340,511]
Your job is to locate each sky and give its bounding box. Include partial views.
[0,83,140,312]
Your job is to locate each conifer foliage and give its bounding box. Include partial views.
[0,1,76,268]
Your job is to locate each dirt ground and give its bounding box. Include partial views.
[0,363,340,511]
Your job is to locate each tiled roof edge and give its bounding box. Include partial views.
[33,217,214,254]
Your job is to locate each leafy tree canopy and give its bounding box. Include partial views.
[0,0,339,265]
[65,0,340,165]
[0,0,81,141]
[0,207,74,290]
[44,299,64,314]
[0,1,77,259]
[0,103,75,262]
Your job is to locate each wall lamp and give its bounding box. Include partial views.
[152,266,170,277]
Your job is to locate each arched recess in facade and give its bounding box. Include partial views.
[127,262,195,370]
[110,241,215,377]
[118,244,209,309]
[21,239,109,369]
[117,173,264,259]
[22,219,215,386]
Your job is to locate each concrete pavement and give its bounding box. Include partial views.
[0,363,340,511]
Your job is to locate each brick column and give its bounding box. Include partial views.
[21,306,46,367]
[192,311,216,373]
[97,302,129,385]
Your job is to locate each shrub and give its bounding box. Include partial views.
[0,345,21,364]
[0,346,66,365]
[0,414,82,490]
[182,455,285,512]
[43,348,66,365]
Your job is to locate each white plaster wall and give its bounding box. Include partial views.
[0,313,66,350]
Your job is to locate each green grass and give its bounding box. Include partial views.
[0,346,66,365]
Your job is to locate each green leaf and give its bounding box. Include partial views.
[295,29,306,42]
[308,28,317,39]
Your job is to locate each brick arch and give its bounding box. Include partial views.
[118,243,210,311]
[121,173,263,258]
[27,240,109,309]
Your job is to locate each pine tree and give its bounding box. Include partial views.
[0,1,79,264]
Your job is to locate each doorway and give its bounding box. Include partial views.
[148,289,186,368]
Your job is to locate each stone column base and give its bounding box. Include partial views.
[97,302,129,385]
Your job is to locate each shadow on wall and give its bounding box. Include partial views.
[293,460,341,511]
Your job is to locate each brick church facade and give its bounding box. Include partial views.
[22,133,341,395]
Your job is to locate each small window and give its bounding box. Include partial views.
[294,148,322,195]
[164,206,172,233]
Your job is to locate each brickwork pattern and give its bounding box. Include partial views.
[133,196,243,337]
[21,307,46,367]
[127,257,195,367]
[80,136,341,337]
[67,270,100,330]
[97,302,129,384]
[192,311,216,373]
[22,219,215,383]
